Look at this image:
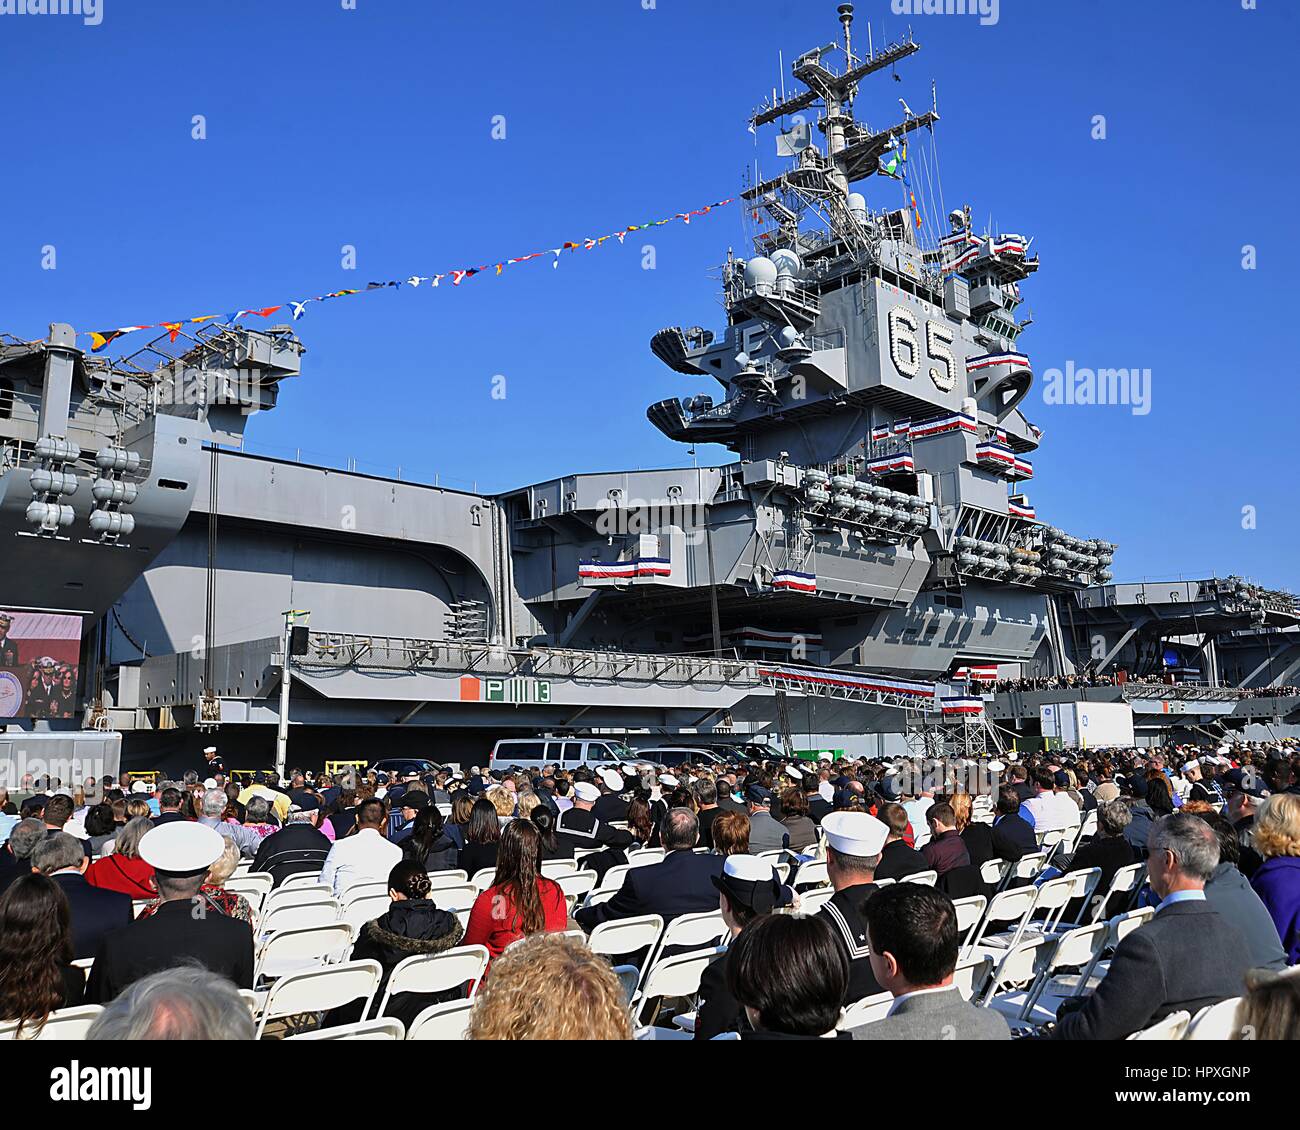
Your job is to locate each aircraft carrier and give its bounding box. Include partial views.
[2,5,1296,779]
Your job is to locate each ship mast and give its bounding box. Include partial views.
[745,4,939,241]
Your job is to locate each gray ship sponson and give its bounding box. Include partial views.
[3,7,1294,768]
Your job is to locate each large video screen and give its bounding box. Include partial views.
[0,610,84,720]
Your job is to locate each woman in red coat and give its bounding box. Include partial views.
[83,817,156,899]
[464,819,567,966]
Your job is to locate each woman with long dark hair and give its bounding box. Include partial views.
[1146,772,1175,817]
[626,796,655,847]
[463,820,567,965]
[458,798,503,878]
[0,874,84,1035]
[401,805,459,874]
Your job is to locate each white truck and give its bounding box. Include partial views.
[1039,701,1135,749]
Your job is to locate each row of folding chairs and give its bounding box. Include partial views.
[978,906,1158,1025]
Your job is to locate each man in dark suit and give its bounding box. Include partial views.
[87,822,254,1003]
[575,809,722,932]
[805,777,832,826]
[991,785,1036,862]
[0,818,45,896]
[32,833,132,959]
[152,786,190,827]
[1053,813,1253,1040]
[250,804,333,887]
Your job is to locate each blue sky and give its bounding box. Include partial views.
[4,0,1296,590]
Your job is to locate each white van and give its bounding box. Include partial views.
[488,738,660,774]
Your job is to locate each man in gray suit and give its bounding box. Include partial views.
[745,785,790,855]
[1052,813,1253,1040]
[851,883,1010,1041]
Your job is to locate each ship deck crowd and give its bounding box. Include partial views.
[1,736,1299,1042]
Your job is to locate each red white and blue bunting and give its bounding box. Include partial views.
[910,413,977,441]
[579,558,672,581]
[953,665,999,683]
[866,453,915,476]
[941,696,986,716]
[966,351,1032,376]
[1008,497,1037,521]
[772,570,818,594]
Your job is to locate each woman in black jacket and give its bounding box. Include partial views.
[401,806,459,875]
[329,861,466,1029]
[458,798,502,879]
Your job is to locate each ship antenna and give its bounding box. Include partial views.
[839,4,856,67]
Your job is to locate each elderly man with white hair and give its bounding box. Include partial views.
[197,787,261,858]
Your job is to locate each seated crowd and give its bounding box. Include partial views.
[0,736,1298,1040]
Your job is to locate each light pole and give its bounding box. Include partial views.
[275,609,309,780]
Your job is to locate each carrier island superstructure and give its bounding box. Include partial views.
[3,6,1297,775]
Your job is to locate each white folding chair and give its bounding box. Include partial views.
[259,901,342,939]
[627,848,665,869]
[633,944,725,1030]
[1108,906,1155,947]
[255,959,382,1039]
[580,888,619,910]
[951,894,988,952]
[255,923,354,982]
[338,880,389,903]
[470,867,497,892]
[263,886,334,916]
[979,858,1009,887]
[1044,867,1102,933]
[639,911,727,990]
[340,894,392,933]
[588,914,665,962]
[838,990,894,1031]
[792,859,829,890]
[427,883,479,913]
[952,954,993,1002]
[132,900,152,919]
[376,945,490,1018]
[905,869,938,888]
[996,922,1109,1023]
[1001,850,1047,891]
[540,858,578,878]
[798,887,835,914]
[1185,997,1245,1041]
[1088,862,1146,923]
[965,885,1040,957]
[279,871,325,891]
[286,1017,405,1040]
[1018,874,1081,938]
[226,873,274,900]
[1127,1010,1191,1041]
[0,1004,103,1041]
[597,863,632,893]
[553,869,598,903]
[425,869,469,890]
[980,935,1057,1011]
[407,999,474,1040]
[454,907,471,931]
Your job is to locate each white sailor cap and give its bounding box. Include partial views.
[621,765,640,778]
[138,821,224,874]
[599,769,624,792]
[785,764,804,781]
[203,746,217,755]
[820,811,889,858]
[573,781,601,803]
[203,778,218,789]
[131,780,149,794]
[659,773,680,788]
[1181,760,1199,774]
[987,760,1006,773]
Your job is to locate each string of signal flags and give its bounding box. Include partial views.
[84,196,736,354]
